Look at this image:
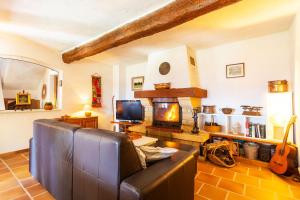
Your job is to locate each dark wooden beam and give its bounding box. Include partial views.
[62,0,240,63]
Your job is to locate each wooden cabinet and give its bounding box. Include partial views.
[60,116,98,128]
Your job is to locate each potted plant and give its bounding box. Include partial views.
[44,102,53,110]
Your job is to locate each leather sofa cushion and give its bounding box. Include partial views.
[73,129,142,200]
[120,150,197,200]
[31,119,80,200]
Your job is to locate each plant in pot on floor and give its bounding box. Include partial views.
[44,102,53,110]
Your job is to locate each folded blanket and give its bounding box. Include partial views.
[136,146,178,169]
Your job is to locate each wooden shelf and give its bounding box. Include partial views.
[200,113,266,118]
[208,131,281,144]
[134,87,207,98]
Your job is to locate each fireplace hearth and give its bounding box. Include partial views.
[152,99,182,129]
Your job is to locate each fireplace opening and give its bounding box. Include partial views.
[152,102,182,129]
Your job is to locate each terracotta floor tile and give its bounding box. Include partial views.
[275,193,295,200]
[194,180,202,194]
[248,168,273,180]
[33,192,55,200]
[0,178,19,192]
[11,165,31,179]
[27,184,47,197]
[245,185,276,200]
[194,194,208,200]
[14,194,31,200]
[0,167,10,175]
[235,173,259,186]
[7,160,28,169]
[196,172,220,186]
[0,153,20,159]
[229,164,248,174]
[236,157,268,168]
[290,186,300,199]
[22,152,29,158]
[261,178,292,196]
[3,156,27,165]
[0,186,26,199]
[199,184,228,200]
[272,173,293,186]
[218,179,244,194]
[238,161,260,170]
[21,177,39,188]
[11,165,29,173]
[213,167,235,180]
[0,173,14,182]
[1,150,300,200]
[0,162,6,169]
[197,161,215,174]
[227,192,253,200]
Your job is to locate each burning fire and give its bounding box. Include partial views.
[166,104,178,121]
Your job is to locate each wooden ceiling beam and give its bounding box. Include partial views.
[62,0,240,63]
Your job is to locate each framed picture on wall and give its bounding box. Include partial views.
[16,91,31,105]
[131,76,144,91]
[226,63,245,78]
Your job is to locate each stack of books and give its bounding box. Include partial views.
[245,122,266,139]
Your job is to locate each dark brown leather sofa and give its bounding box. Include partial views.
[30,119,198,200]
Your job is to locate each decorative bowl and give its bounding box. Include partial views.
[204,125,222,133]
[202,105,215,114]
[221,108,233,114]
[154,82,171,90]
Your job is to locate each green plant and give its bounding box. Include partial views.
[44,102,53,106]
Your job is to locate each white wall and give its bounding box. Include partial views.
[0,32,114,154]
[124,62,147,99]
[0,81,5,110]
[123,32,292,113]
[196,31,291,114]
[144,46,197,90]
[291,9,300,166]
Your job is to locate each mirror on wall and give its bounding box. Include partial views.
[0,57,60,111]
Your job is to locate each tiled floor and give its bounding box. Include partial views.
[195,158,300,200]
[0,151,54,200]
[1,151,300,200]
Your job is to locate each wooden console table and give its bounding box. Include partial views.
[59,116,98,128]
[111,121,142,134]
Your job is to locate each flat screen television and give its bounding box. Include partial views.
[116,100,144,122]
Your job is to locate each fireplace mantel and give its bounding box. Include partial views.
[134,87,207,98]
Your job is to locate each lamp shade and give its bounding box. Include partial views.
[83,104,91,111]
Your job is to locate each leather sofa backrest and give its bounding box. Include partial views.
[73,128,143,200]
[31,119,80,200]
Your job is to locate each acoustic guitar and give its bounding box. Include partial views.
[269,115,297,175]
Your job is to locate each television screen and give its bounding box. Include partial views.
[116,100,144,121]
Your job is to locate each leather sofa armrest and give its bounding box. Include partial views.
[120,150,197,200]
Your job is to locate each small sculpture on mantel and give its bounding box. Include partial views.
[191,107,201,134]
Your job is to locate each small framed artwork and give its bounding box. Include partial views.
[226,63,245,78]
[131,76,144,91]
[16,92,31,105]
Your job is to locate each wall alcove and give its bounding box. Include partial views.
[0,56,62,111]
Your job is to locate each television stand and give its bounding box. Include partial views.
[111,121,142,134]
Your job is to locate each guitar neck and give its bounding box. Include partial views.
[281,116,296,151]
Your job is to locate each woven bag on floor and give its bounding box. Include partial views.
[205,141,236,168]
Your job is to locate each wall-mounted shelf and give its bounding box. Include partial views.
[198,113,275,142]
[207,131,281,145]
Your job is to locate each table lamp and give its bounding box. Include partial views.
[84,104,92,117]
